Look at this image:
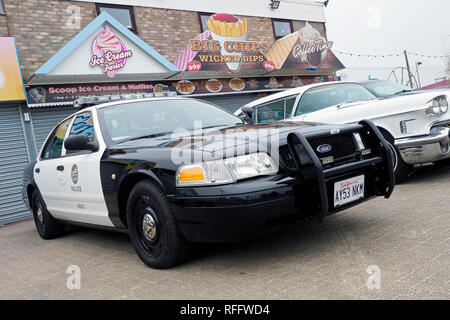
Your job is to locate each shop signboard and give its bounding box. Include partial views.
[89,25,133,78]
[0,37,26,102]
[26,75,330,105]
[175,14,343,73]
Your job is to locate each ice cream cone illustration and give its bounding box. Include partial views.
[265,32,299,70]
[92,25,127,78]
[206,13,248,72]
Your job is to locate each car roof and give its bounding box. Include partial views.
[243,81,360,108]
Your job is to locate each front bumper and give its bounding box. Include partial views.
[168,120,394,243]
[395,126,450,165]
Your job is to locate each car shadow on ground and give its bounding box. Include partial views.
[58,212,374,270]
[405,160,450,184]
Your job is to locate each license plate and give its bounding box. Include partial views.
[333,175,365,207]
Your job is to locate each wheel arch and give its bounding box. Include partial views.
[117,170,165,227]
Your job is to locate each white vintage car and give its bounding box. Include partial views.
[235,81,450,182]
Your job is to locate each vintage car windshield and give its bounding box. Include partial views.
[98,99,243,144]
[295,83,376,116]
[361,80,413,98]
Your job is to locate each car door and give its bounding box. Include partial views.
[57,110,113,227]
[34,117,73,215]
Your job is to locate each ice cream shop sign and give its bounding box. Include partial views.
[89,26,133,78]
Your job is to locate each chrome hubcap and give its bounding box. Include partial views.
[142,213,157,241]
[37,206,44,222]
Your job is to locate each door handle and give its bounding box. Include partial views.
[35,168,40,173]
[56,165,65,171]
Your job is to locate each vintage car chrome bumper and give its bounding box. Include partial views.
[395,126,450,165]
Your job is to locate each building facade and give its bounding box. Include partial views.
[0,0,343,224]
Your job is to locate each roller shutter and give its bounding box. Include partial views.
[0,106,30,225]
[30,107,76,153]
[200,94,254,113]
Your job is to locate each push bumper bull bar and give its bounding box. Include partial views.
[287,119,395,222]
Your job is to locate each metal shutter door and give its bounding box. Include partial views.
[30,107,76,152]
[201,94,254,113]
[0,106,30,225]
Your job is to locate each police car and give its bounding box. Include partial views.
[23,96,394,268]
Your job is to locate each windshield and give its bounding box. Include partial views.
[362,80,413,98]
[98,99,243,144]
[294,83,376,116]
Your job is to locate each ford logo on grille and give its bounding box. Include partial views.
[317,144,332,153]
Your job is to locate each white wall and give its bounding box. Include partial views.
[73,0,326,22]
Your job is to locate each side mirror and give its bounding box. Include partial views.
[64,135,98,152]
[240,106,254,124]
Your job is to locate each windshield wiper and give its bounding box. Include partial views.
[393,89,413,95]
[117,124,244,144]
[336,99,359,108]
[117,131,173,144]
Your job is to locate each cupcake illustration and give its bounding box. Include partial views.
[205,13,248,72]
[92,26,127,78]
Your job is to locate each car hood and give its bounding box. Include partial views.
[112,122,349,153]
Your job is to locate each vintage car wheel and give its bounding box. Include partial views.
[126,180,192,269]
[381,131,413,184]
[31,190,65,239]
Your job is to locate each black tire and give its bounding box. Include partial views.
[381,131,413,184]
[31,190,65,239]
[126,180,192,269]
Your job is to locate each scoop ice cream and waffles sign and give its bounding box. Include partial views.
[89,26,133,78]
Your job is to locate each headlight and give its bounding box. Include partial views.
[176,153,277,187]
[426,96,448,115]
[432,99,440,114]
[439,98,448,114]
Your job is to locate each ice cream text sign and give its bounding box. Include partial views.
[89,26,133,78]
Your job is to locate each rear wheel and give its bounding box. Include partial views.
[381,131,413,184]
[31,190,65,239]
[126,180,192,269]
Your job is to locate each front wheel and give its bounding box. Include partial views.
[382,132,413,184]
[126,180,192,269]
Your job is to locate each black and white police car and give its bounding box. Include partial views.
[23,95,394,268]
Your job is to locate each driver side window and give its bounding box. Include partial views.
[42,117,73,160]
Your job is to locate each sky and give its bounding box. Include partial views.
[324,0,450,87]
